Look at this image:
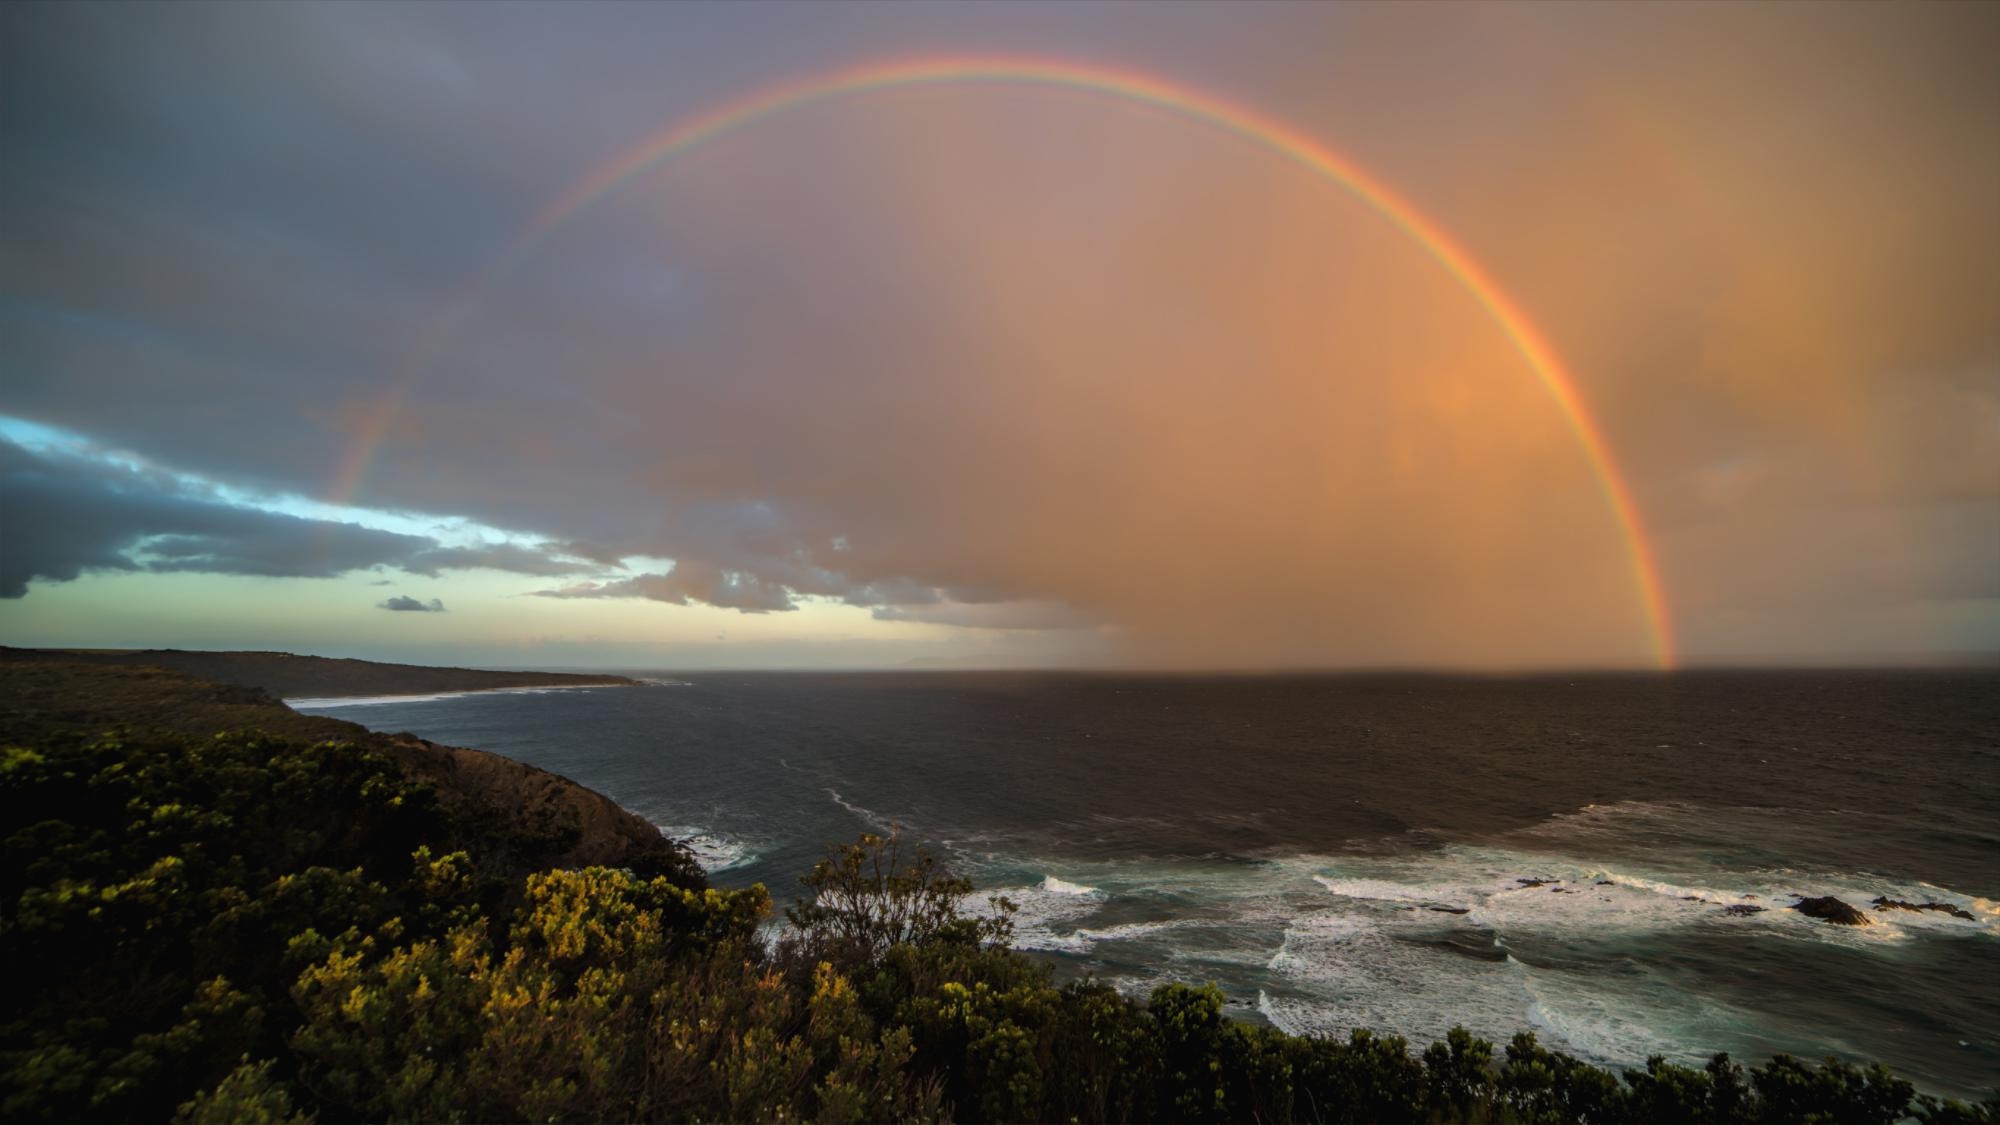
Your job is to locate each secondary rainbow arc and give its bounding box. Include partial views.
[337,55,1677,669]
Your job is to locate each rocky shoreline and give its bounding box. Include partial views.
[1475,875,1981,929]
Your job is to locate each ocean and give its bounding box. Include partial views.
[293,670,2000,1100]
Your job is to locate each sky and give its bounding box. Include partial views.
[2,1,1996,671]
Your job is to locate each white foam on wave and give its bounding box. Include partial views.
[1575,868,1997,945]
[1515,804,1996,940]
[287,684,619,709]
[1304,846,1995,947]
[1011,921,1203,955]
[968,876,1107,952]
[1588,869,1740,904]
[823,788,899,834]
[1312,875,1471,912]
[963,854,1322,959]
[969,839,1988,1073]
[1519,977,1709,1068]
[1261,907,1538,1050]
[1264,840,1997,1068]
[1256,989,1281,1024]
[1077,918,1191,943]
[901,808,1995,1098]
[658,825,757,873]
[1264,895,1735,1069]
[1310,861,1725,936]
[1472,866,1749,936]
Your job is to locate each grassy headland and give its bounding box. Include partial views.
[1,659,1990,1123]
[0,646,637,700]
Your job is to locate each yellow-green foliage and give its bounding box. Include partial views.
[285,867,950,1123]
[173,1058,310,1125]
[4,725,1990,1124]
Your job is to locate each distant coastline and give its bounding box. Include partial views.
[284,682,637,708]
[0,646,638,700]
[0,654,690,879]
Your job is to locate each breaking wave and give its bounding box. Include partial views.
[658,825,758,873]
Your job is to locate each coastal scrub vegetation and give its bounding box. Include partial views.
[4,724,1994,1123]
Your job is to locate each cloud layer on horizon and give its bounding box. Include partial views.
[0,438,600,597]
[2,3,1996,665]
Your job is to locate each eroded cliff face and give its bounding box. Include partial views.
[380,732,699,883]
[0,659,700,887]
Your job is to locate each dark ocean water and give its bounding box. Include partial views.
[294,670,2000,1099]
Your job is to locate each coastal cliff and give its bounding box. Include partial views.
[0,657,691,882]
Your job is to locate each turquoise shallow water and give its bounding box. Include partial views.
[297,669,2000,1100]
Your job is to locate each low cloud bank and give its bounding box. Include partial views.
[0,438,597,598]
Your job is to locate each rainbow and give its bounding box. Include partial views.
[344,55,1677,668]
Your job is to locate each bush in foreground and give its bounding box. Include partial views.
[4,728,1994,1122]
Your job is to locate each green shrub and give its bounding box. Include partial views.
[4,727,1972,1123]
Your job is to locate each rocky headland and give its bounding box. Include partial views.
[0,656,688,881]
[0,645,637,700]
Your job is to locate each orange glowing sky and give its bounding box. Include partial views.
[2,2,1995,669]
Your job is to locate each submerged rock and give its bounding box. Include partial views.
[1721,904,1765,916]
[1516,877,1554,888]
[1426,904,1471,915]
[1871,896,1976,921]
[1791,895,1871,925]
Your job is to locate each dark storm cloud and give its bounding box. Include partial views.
[0,439,592,597]
[528,565,1089,629]
[404,543,605,579]
[379,595,445,613]
[530,563,797,614]
[549,539,630,568]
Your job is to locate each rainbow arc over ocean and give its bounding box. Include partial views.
[333,55,1678,669]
